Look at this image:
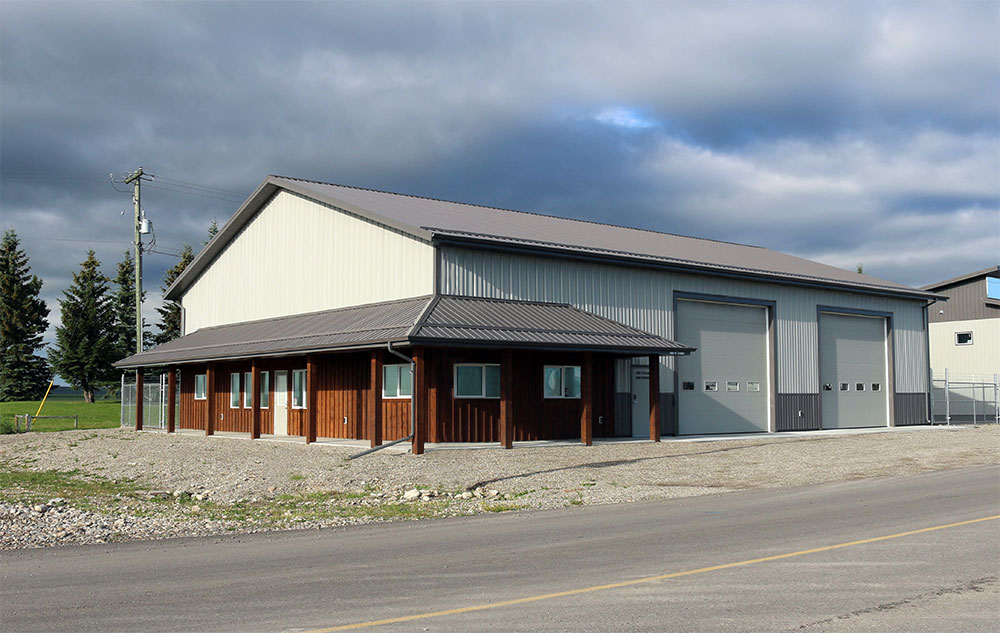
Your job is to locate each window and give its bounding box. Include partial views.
[383,364,413,398]
[682,381,695,391]
[194,374,207,400]
[260,371,270,409]
[705,381,718,392]
[292,369,307,409]
[243,372,253,408]
[726,381,740,392]
[454,363,501,398]
[230,373,241,408]
[987,277,1000,300]
[840,383,849,391]
[747,381,761,392]
[955,331,973,346]
[544,365,581,399]
[871,383,881,392]
[856,383,865,392]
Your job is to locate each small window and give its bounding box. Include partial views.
[454,363,501,399]
[726,381,740,392]
[856,383,865,392]
[383,364,413,398]
[682,381,695,391]
[823,383,833,391]
[260,371,270,409]
[747,381,761,392]
[292,369,307,409]
[543,366,582,399]
[840,383,849,391]
[955,331,973,346]
[987,277,1000,300]
[243,372,253,408]
[194,374,207,400]
[230,373,241,408]
[871,383,881,392]
[705,381,718,392]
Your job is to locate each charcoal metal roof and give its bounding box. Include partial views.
[164,175,939,302]
[920,265,1000,291]
[116,295,694,368]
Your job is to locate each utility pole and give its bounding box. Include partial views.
[124,167,147,354]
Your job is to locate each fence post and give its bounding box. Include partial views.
[74,415,78,429]
[995,374,999,424]
[944,369,950,425]
[26,415,32,432]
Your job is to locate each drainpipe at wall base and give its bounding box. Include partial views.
[348,342,416,460]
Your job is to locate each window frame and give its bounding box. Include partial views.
[259,371,270,409]
[955,331,973,346]
[194,374,207,400]
[243,372,253,408]
[453,363,501,399]
[291,369,307,409]
[230,373,241,409]
[382,363,413,399]
[543,365,582,400]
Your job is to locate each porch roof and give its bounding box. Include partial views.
[115,295,694,368]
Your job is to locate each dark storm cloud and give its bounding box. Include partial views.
[1,0,997,346]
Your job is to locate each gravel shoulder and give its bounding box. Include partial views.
[1,425,997,550]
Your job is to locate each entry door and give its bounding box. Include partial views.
[273,370,288,435]
[676,300,770,434]
[631,366,650,438]
[819,313,889,429]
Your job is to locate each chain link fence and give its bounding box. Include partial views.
[930,370,999,425]
[120,373,170,429]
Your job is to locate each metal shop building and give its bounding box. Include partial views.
[117,176,940,453]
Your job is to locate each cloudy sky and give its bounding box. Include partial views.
[2,0,998,345]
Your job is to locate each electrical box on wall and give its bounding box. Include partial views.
[140,219,152,234]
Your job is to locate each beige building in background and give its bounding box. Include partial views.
[922,266,1000,381]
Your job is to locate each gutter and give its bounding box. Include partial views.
[348,341,416,459]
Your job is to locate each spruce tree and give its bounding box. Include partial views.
[49,251,115,403]
[109,251,147,359]
[153,243,194,345]
[0,229,52,401]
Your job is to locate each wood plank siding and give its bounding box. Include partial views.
[174,348,620,443]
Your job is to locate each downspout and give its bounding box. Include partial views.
[348,341,416,459]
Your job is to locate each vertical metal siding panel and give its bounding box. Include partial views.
[182,191,434,331]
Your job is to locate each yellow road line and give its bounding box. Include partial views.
[302,514,1000,632]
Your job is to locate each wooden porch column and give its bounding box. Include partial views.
[368,351,383,448]
[305,355,317,444]
[134,368,144,431]
[251,360,261,439]
[412,347,426,455]
[580,352,593,446]
[205,363,216,436]
[499,349,513,449]
[648,355,661,442]
[166,367,176,434]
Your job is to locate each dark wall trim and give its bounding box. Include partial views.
[894,393,929,426]
[776,394,821,431]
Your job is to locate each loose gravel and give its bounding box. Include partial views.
[1,425,997,550]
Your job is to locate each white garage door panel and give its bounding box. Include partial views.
[819,313,888,429]
[676,301,769,434]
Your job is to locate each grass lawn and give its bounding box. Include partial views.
[0,399,121,432]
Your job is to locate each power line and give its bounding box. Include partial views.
[151,175,245,196]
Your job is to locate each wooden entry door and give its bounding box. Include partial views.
[273,371,288,435]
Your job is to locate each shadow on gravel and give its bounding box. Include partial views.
[466,437,815,490]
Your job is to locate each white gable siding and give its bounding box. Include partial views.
[182,191,434,332]
[438,246,928,394]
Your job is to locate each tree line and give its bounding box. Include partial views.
[0,224,215,403]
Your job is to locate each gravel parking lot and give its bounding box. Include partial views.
[1,424,997,549]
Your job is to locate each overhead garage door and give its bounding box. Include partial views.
[819,313,889,429]
[676,300,770,434]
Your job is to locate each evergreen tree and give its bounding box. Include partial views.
[109,251,147,360]
[0,229,52,401]
[153,243,194,345]
[205,219,219,245]
[49,251,115,403]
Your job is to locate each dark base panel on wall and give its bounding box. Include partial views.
[662,393,677,436]
[614,393,631,437]
[776,394,821,431]
[894,393,929,426]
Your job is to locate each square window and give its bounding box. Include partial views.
[856,383,865,391]
[194,374,207,400]
[872,383,881,392]
[543,365,581,399]
[823,383,833,391]
[292,369,307,409]
[383,364,413,398]
[455,364,501,399]
[230,373,241,408]
[840,383,849,391]
[955,331,973,345]
[726,381,740,392]
[705,381,718,392]
[682,381,695,391]
[747,381,761,392]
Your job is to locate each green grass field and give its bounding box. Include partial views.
[0,399,121,433]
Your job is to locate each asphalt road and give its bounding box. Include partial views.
[3,466,998,633]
